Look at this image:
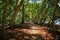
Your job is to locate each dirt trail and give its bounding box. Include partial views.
[6,23,56,40]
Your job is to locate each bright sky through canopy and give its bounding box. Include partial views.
[29,0,41,3]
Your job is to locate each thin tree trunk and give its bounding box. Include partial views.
[9,0,24,26]
[39,0,46,24]
[2,0,9,30]
[2,0,9,40]
[43,1,50,25]
[21,3,25,24]
[51,0,58,27]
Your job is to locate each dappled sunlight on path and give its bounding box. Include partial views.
[6,24,54,40]
[19,26,53,40]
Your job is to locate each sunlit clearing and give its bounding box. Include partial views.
[20,26,53,40]
[31,27,36,29]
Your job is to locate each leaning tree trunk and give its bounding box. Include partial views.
[9,0,24,26]
[51,0,58,28]
[42,1,50,25]
[39,0,46,24]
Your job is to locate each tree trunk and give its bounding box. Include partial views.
[51,0,58,27]
[39,0,46,24]
[9,0,24,26]
[2,0,9,40]
[42,1,50,25]
[21,3,25,24]
[2,0,9,31]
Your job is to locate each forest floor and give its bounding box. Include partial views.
[0,23,60,40]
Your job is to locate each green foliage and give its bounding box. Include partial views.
[0,0,60,24]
